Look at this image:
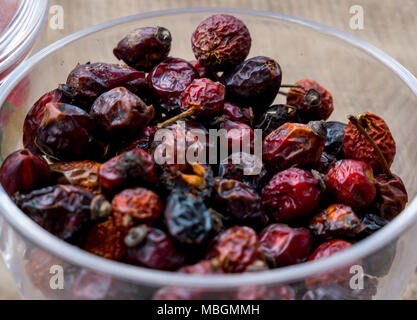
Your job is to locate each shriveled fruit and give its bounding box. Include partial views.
[120,126,157,154]
[220,120,256,154]
[374,174,408,220]
[256,104,300,138]
[324,121,346,158]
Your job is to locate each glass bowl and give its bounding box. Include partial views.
[0,7,417,300]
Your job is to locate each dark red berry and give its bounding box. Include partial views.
[120,126,157,154]
[262,168,321,221]
[256,104,301,138]
[222,101,252,124]
[310,152,336,174]
[113,27,172,72]
[260,224,312,267]
[179,260,222,275]
[0,149,51,196]
[191,14,251,71]
[374,174,408,220]
[327,159,376,208]
[220,120,256,154]
[189,60,212,78]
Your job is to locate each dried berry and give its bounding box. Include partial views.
[286,79,334,122]
[310,152,336,174]
[84,217,126,260]
[120,126,157,154]
[220,120,256,154]
[221,56,282,117]
[112,187,162,228]
[189,60,213,79]
[262,121,326,173]
[361,212,389,236]
[256,104,301,138]
[222,101,252,124]
[260,223,312,267]
[99,148,157,194]
[262,168,321,221]
[374,173,408,220]
[207,226,265,273]
[343,113,396,172]
[327,159,376,208]
[218,152,267,190]
[90,87,154,140]
[147,57,198,114]
[35,102,105,161]
[126,227,186,270]
[113,27,172,72]
[213,177,267,226]
[179,259,222,275]
[13,185,94,240]
[191,14,251,71]
[62,62,148,106]
[324,121,346,158]
[309,204,366,239]
[164,192,213,246]
[50,160,101,193]
[0,149,51,196]
[236,285,295,300]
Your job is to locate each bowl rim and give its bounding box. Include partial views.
[1,7,417,289]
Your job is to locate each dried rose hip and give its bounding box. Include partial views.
[260,223,312,267]
[120,126,157,154]
[113,27,172,72]
[191,14,251,71]
[112,187,162,228]
[236,285,295,300]
[164,192,214,246]
[220,120,256,154]
[13,185,94,240]
[309,204,366,239]
[256,104,301,138]
[324,121,346,158]
[262,121,326,172]
[179,259,222,275]
[50,160,101,193]
[0,149,51,196]
[207,226,265,273]
[327,159,376,208]
[262,168,321,221]
[62,62,148,106]
[218,152,267,190]
[222,101,252,124]
[189,60,213,79]
[361,212,389,236]
[213,177,267,226]
[126,227,186,271]
[99,148,157,194]
[147,57,198,114]
[84,217,126,260]
[286,79,334,122]
[343,113,396,172]
[35,102,105,161]
[90,87,154,140]
[374,174,408,220]
[310,152,337,174]
[221,56,282,117]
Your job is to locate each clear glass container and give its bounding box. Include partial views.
[0,7,416,300]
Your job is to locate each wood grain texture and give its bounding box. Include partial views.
[1,0,417,299]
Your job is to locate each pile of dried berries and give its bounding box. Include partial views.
[0,14,408,299]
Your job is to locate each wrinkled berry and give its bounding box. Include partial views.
[310,152,336,174]
[189,60,213,79]
[120,126,157,154]
[256,104,300,138]
[374,174,408,220]
[324,121,346,158]
[222,101,252,124]
[191,14,251,71]
[262,168,321,221]
[220,120,256,154]
[361,212,389,236]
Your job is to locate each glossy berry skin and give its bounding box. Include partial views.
[374,174,408,221]
[324,121,346,158]
[361,213,389,236]
[262,168,321,221]
[112,187,163,228]
[260,224,312,267]
[126,227,186,271]
[222,101,252,124]
[343,113,396,172]
[310,152,336,174]
[309,204,366,239]
[207,226,265,273]
[35,102,105,161]
[90,87,154,140]
[236,285,295,300]
[213,178,267,226]
[164,192,213,246]
[256,104,301,138]
[218,152,267,190]
[220,120,256,154]
[147,57,198,114]
[113,27,172,72]
[191,14,251,71]
[262,122,326,173]
[99,148,157,195]
[286,79,334,122]
[120,126,157,154]
[13,185,93,240]
[189,60,213,79]
[221,56,282,117]
[0,149,51,196]
[327,159,376,208]
[84,217,126,260]
[179,78,225,118]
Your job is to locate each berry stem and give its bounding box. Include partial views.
[347,114,392,177]
[278,91,288,96]
[157,106,197,129]
[280,84,302,88]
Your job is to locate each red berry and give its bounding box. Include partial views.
[327,159,376,208]
[262,168,321,221]
[220,120,256,154]
[222,101,252,124]
[374,174,408,221]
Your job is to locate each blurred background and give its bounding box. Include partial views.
[0,0,416,299]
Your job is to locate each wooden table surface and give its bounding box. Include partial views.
[1,0,417,299]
